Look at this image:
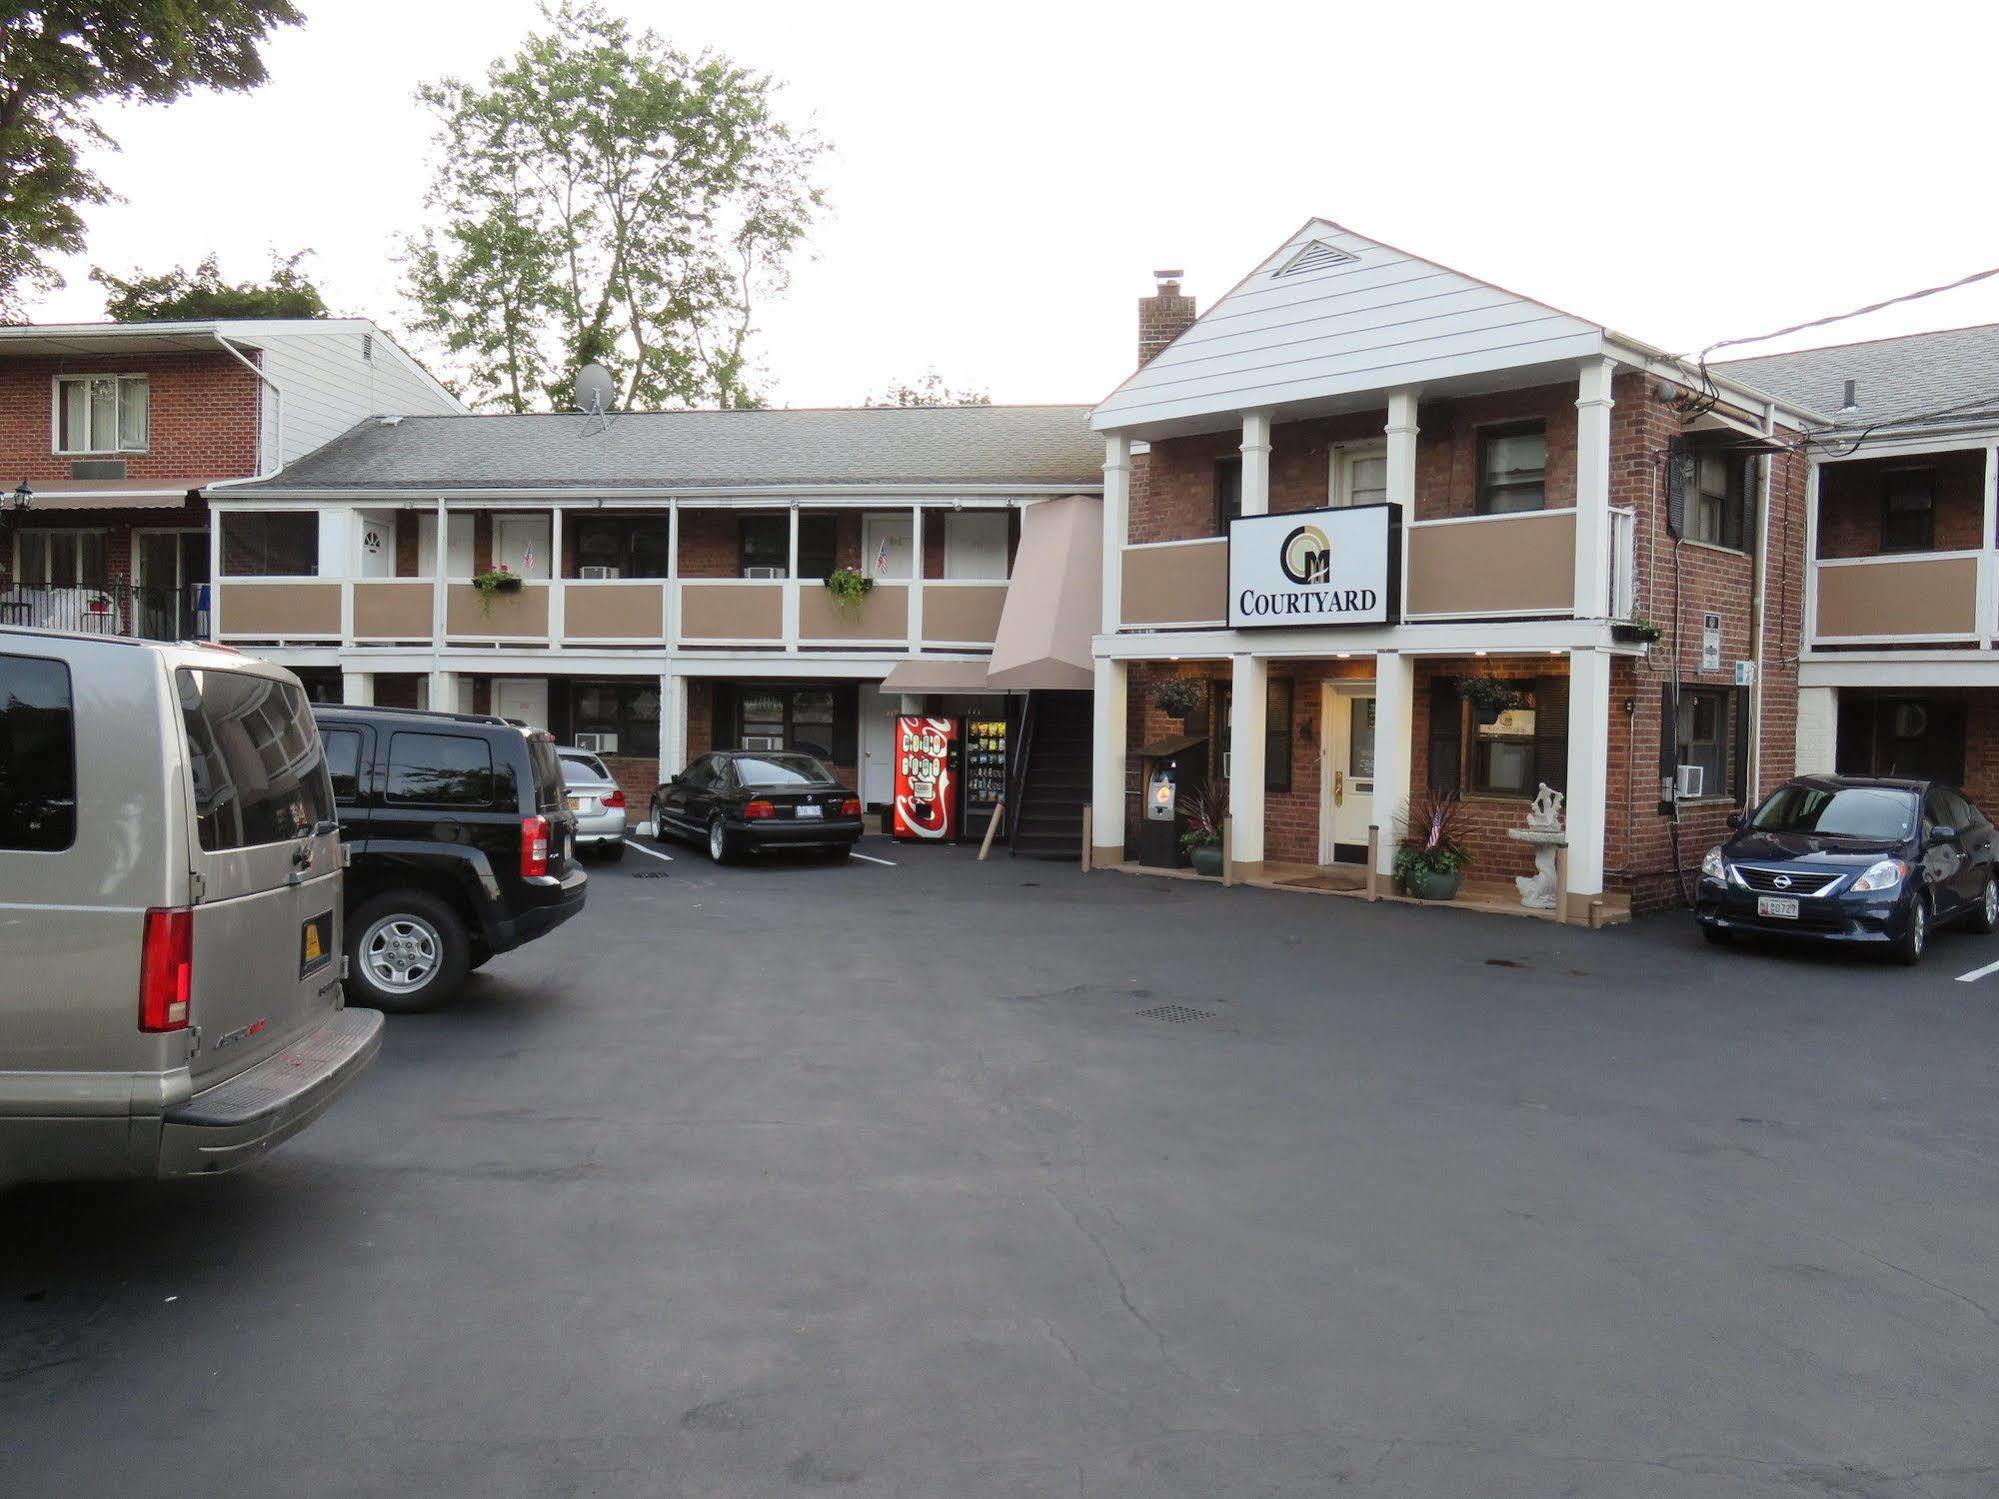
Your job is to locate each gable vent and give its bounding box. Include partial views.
[1274,239,1359,277]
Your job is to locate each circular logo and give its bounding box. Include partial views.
[1772,874,1792,890]
[1279,524,1331,586]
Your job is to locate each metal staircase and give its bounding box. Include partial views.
[1007,690,1093,860]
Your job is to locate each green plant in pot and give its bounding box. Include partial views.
[1394,790,1470,900]
[1153,676,1207,723]
[823,566,875,618]
[1178,784,1227,877]
[1456,673,1523,726]
[1611,615,1662,645]
[471,563,524,615]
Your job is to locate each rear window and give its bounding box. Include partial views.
[177,667,335,851]
[733,753,834,787]
[322,728,365,803]
[0,652,77,852]
[526,733,566,813]
[561,752,611,784]
[386,732,499,807]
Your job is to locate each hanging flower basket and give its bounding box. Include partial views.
[471,565,523,614]
[1456,673,1524,724]
[1153,677,1207,723]
[823,567,875,618]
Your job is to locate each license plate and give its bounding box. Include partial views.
[300,909,335,978]
[795,803,823,819]
[1756,895,1800,920]
[569,795,593,813]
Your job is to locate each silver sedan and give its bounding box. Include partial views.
[558,748,629,860]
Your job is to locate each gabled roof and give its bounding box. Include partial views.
[1715,324,1999,436]
[1093,218,1608,435]
[221,405,1104,496]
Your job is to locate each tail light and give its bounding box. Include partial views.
[603,789,626,810]
[521,814,550,877]
[743,799,777,820]
[840,799,861,816]
[139,907,193,1033]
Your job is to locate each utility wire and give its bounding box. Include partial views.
[1693,263,1999,362]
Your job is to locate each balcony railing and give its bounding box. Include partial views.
[0,581,206,642]
[1811,550,1986,646]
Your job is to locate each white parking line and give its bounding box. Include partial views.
[848,850,898,867]
[622,838,673,863]
[1953,957,1999,983]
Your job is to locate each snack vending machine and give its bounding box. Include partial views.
[959,716,1009,841]
[892,716,959,842]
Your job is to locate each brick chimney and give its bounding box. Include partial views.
[1138,268,1197,367]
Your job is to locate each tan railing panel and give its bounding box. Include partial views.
[1405,512,1576,617]
[352,581,434,639]
[679,582,784,641]
[920,584,1007,645]
[564,582,666,641]
[445,582,549,639]
[1815,556,1979,639]
[217,581,340,637]
[1121,540,1227,627]
[798,582,909,642]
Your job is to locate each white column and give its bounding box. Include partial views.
[430,499,448,645]
[665,499,681,647]
[661,669,688,778]
[207,513,223,640]
[340,669,374,706]
[548,506,565,650]
[1796,686,1838,776]
[427,669,458,715]
[1371,650,1414,878]
[1981,447,1998,648]
[1240,410,1273,517]
[1101,433,1131,634]
[909,504,925,648]
[1228,653,1267,874]
[1802,461,1822,649]
[1565,647,1613,910]
[1573,358,1616,618]
[784,503,801,652]
[1384,389,1420,509]
[1090,657,1127,864]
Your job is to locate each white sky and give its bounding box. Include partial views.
[27,0,1999,408]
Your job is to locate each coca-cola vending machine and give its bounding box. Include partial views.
[892,715,959,843]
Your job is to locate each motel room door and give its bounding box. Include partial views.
[493,678,549,729]
[1319,683,1377,864]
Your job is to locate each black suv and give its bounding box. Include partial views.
[314,705,588,1011]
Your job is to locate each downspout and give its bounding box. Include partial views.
[1748,400,1775,799]
[202,332,286,486]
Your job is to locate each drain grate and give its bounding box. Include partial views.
[1136,1004,1215,1024]
[631,871,670,880]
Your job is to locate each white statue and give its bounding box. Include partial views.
[1507,782,1567,909]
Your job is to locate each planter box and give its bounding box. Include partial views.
[1189,844,1223,878]
[1403,866,1462,901]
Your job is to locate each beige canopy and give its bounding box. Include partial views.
[984,493,1101,691]
[18,478,200,510]
[876,659,1006,695]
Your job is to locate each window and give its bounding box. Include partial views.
[1215,456,1243,530]
[797,516,838,580]
[1752,784,1916,841]
[1471,699,1538,794]
[1674,688,1728,798]
[0,653,76,851]
[385,731,499,807]
[733,753,835,787]
[1212,677,1294,793]
[739,515,789,576]
[1476,422,1547,514]
[176,667,334,850]
[1334,448,1388,508]
[220,512,319,577]
[1835,692,1967,785]
[16,529,107,586]
[720,683,856,764]
[567,680,659,758]
[1430,676,1569,798]
[559,752,611,784]
[1687,449,1752,550]
[321,728,365,803]
[1881,468,1937,552]
[570,515,668,579]
[54,375,148,453]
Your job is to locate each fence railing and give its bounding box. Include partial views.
[0,581,207,642]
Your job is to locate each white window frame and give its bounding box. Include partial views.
[1327,440,1389,508]
[51,372,150,455]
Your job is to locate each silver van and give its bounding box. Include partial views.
[0,629,382,1186]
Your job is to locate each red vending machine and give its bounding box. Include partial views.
[892,715,959,843]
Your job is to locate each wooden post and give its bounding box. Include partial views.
[1366,825,1380,901]
[978,801,1003,862]
[1553,845,1569,926]
[1221,815,1235,886]
[1080,807,1093,872]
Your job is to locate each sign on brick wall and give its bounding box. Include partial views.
[1228,504,1400,629]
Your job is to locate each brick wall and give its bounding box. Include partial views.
[0,352,260,483]
[678,510,741,578]
[1816,447,1986,558]
[1138,280,1197,366]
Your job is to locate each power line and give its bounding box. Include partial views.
[1694,263,1999,362]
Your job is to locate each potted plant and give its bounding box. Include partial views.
[85,592,112,615]
[1611,615,1662,646]
[1153,676,1207,723]
[471,563,524,615]
[1456,673,1523,726]
[1177,784,1227,877]
[1394,791,1470,900]
[823,566,875,618]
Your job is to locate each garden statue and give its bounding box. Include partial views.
[1506,783,1567,909]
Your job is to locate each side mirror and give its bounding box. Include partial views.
[1725,811,1744,830]
[1927,824,1957,846]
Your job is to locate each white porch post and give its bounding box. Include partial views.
[1101,433,1130,632]
[548,505,565,650]
[340,669,374,707]
[1240,410,1273,517]
[1981,446,1998,648]
[427,669,458,715]
[1565,647,1613,914]
[1090,657,1128,866]
[1228,653,1267,877]
[1384,389,1420,509]
[784,502,802,652]
[1796,686,1838,776]
[665,498,681,647]
[1573,358,1616,617]
[661,668,689,780]
[909,504,925,649]
[206,511,224,640]
[431,499,448,644]
[1371,650,1414,878]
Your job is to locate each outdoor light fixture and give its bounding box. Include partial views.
[8,481,29,513]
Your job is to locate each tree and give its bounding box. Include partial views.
[401,1,826,413]
[92,248,327,320]
[864,369,992,408]
[0,2,302,317]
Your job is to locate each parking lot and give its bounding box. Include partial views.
[5,839,1999,1497]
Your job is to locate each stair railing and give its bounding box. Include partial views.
[1004,691,1038,857]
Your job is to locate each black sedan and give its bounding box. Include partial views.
[1696,775,1998,964]
[649,750,865,864]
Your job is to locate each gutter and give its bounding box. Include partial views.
[204,482,1105,503]
[203,332,286,486]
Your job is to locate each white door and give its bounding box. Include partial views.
[1330,443,1389,508]
[1319,683,1378,863]
[944,512,1009,579]
[859,683,895,807]
[492,678,549,729]
[493,514,552,580]
[356,513,396,578]
[416,514,476,578]
[861,514,914,580]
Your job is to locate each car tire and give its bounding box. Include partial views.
[708,816,738,865]
[1894,892,1929,967]
[1969,874,1998,935]
[348,889,471,1013]
[600,840,626,863]
[651,800,674,846]
[1701,924,1732,947]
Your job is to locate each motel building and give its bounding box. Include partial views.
[1086,221,1823,919]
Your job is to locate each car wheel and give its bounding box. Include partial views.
[1701,924,1732,946]
[600,840,626,863]
[708,816,737,865]
[1894,893,1928,967]
[348,890,471,1013]
[1969,874,1998,935]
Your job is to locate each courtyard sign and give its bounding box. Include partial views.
[1228,503,1400,629]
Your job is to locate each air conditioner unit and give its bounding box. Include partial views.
[579,565,621,580]
[742,735,784,751]
[574,732,619,754]
[743,565,785,580]
[1676,764,1705,800]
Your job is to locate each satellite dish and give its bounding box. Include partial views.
[573,362,616,415]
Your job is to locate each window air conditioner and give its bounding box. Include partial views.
[574,732,619,754]
[1675,764,1705,800]
[742,735,784,751]
[579,565,621,580]
[743,565,785,580]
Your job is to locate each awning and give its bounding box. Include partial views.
[1131,732,1207,759]
[19,479,202,511]
[877,659,1006,695]
[985,493,1101,691]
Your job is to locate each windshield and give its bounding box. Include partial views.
[1750,784,1917,841]
[733,753,834,787]
[560,753,610,784]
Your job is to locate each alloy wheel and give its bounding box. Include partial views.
[361,913,443,994]
[1910,899,1926,958]
[1983,879,1996,928]
[709,819,726,861]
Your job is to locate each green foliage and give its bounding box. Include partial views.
[471,564,523,613]
[1394,791,1471,880]
[1152,677,1206,719]
[0,2,302,316]
[864,369,991,408]
[1455,674,1525,717]
[91,249,327,320]
[1177,784,1227,852]
[400,0,826,413]
[822,566,874,616]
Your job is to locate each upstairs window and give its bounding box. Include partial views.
[1687,448,1754,551]
[1880,467,1937,553]
[1476,422,1547,514]
[571,515,668,579]
[1215,456,1243,531]
[55,375,148,454]
[738,515,788,576]
[220,512,319,576]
